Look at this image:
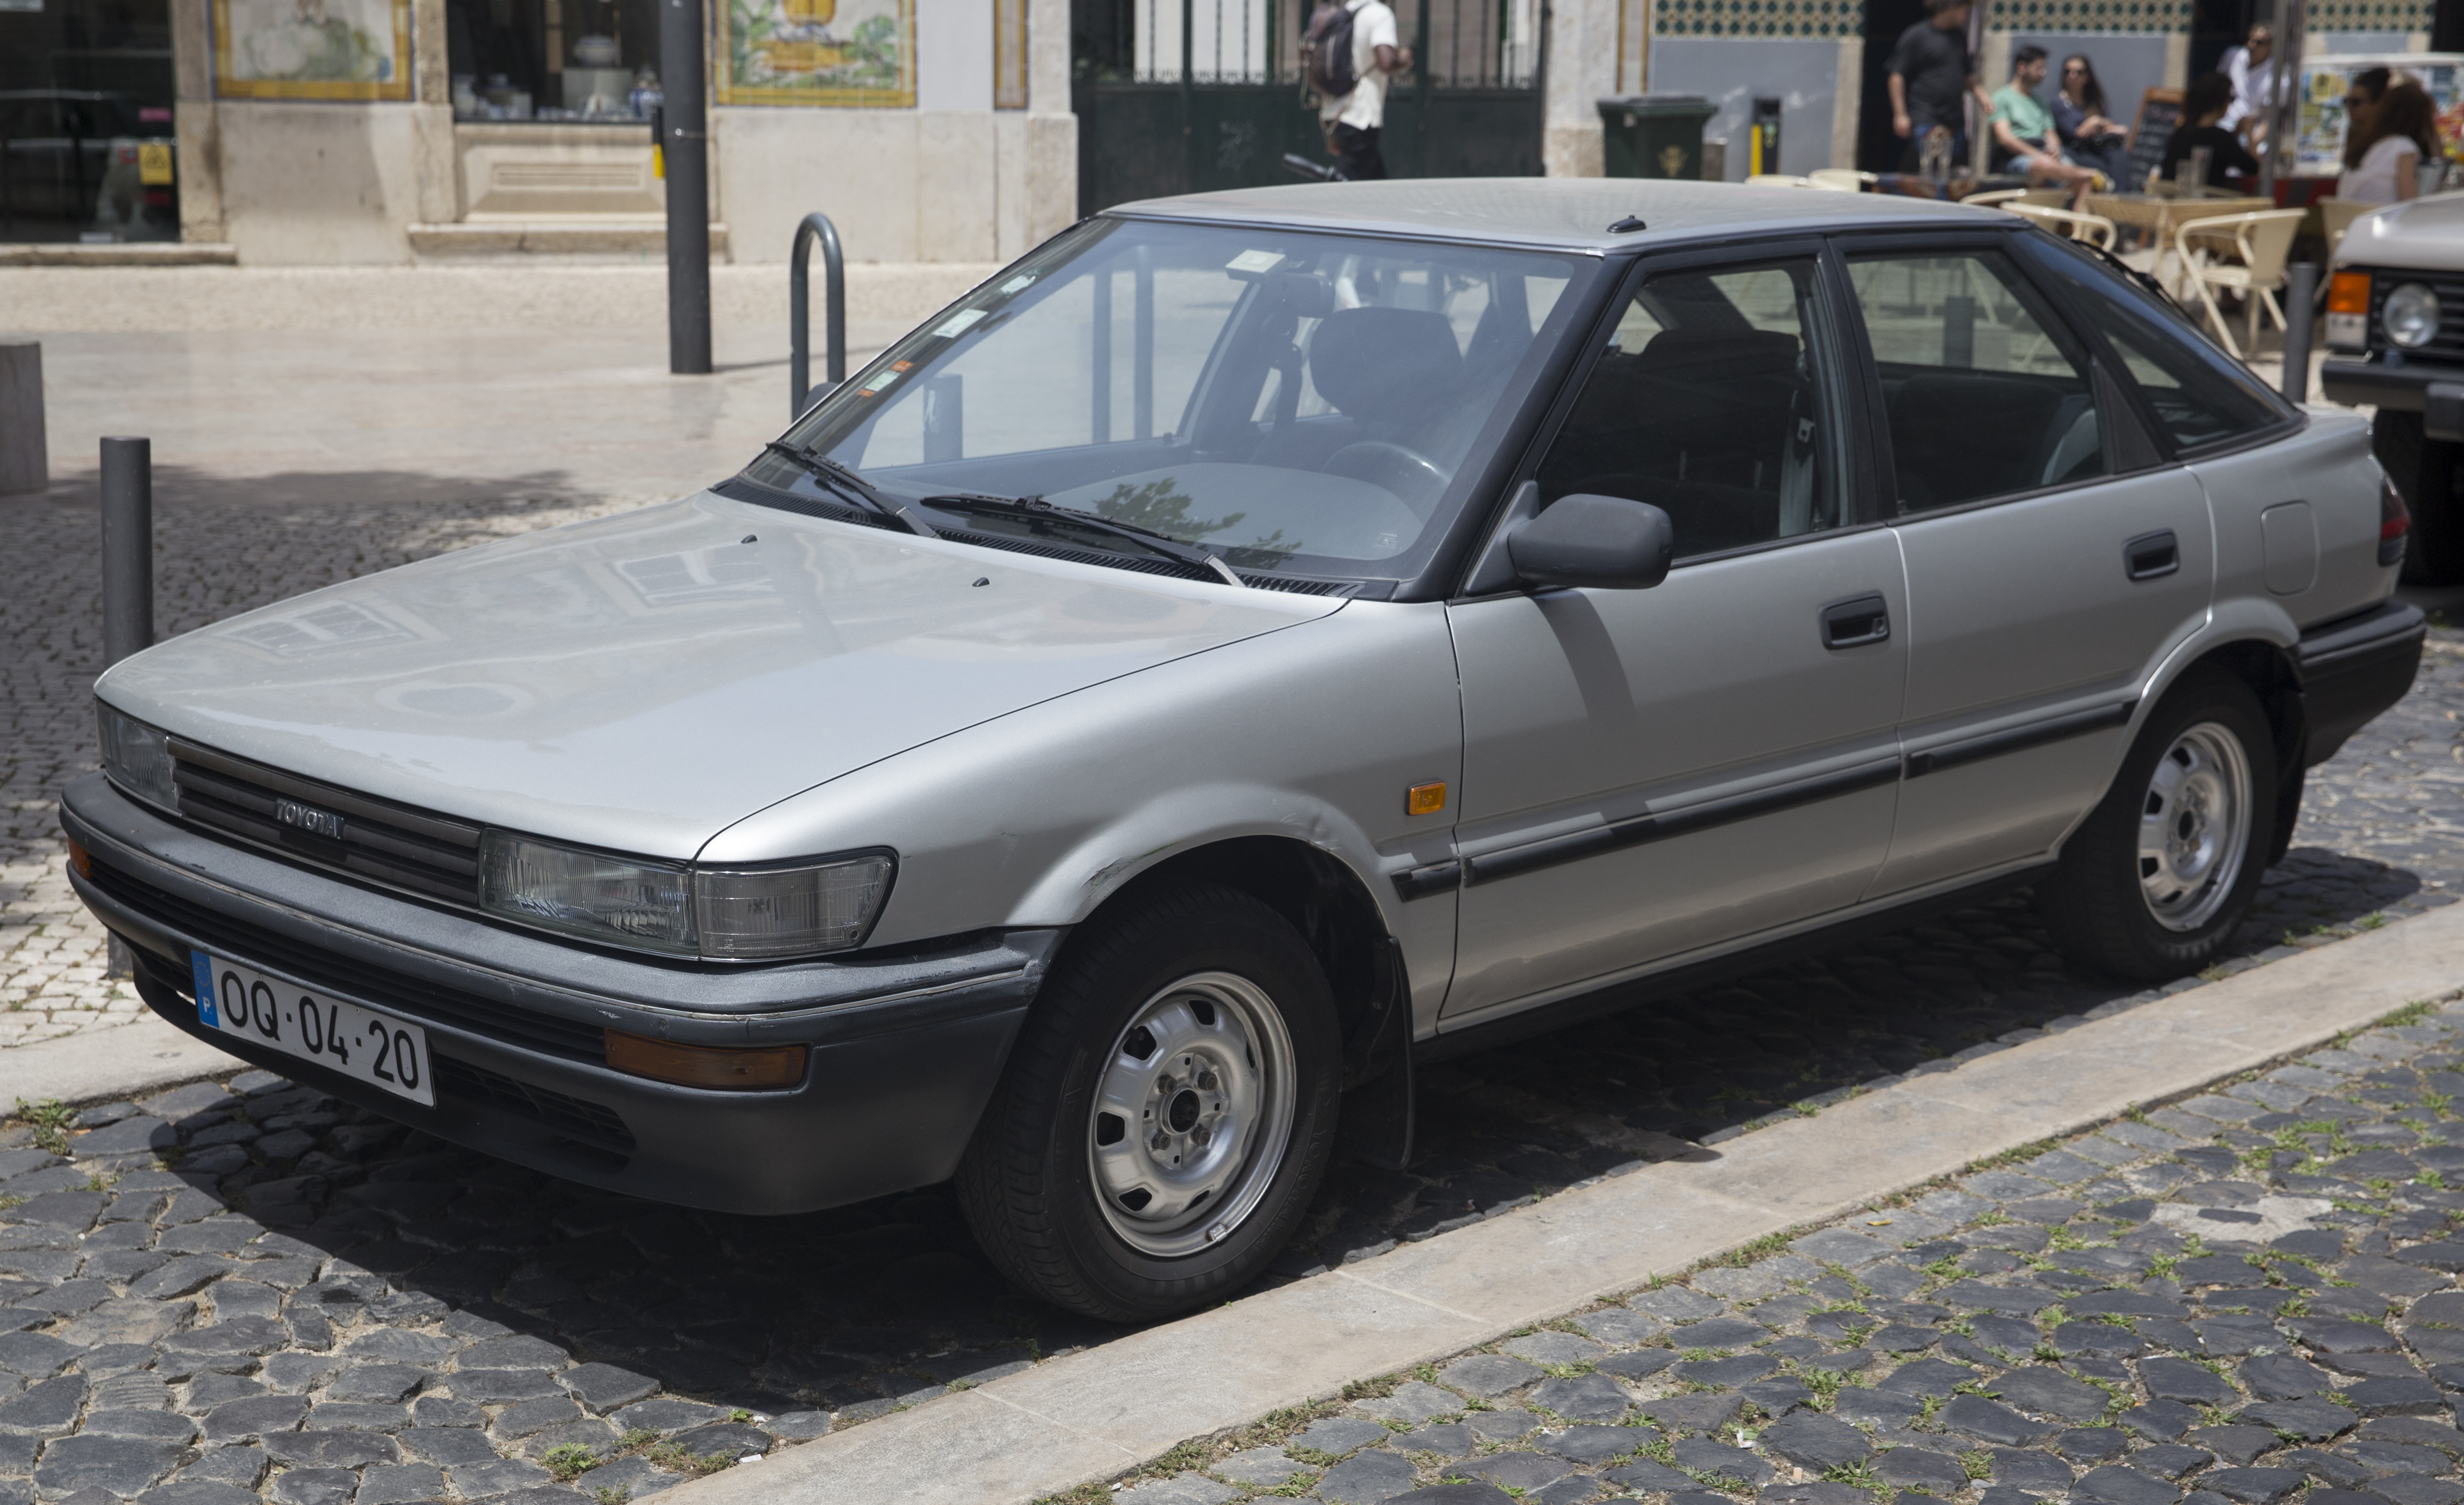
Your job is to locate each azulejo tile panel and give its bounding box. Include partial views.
[1983,0,2190,32]
[1651,0,1864,40]
[2306,0,2431,31]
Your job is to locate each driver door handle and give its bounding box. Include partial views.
[1821,594,1890,650]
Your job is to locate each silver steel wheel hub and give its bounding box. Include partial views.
[2136,721,2252,933]
[1087,971,1295,1259]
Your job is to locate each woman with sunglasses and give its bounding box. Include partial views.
[2341,73,2442,204]
[2050,53,2133,184]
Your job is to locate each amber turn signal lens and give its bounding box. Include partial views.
[603,1030,806,1091]
[1406,781,1447,816]
[2328,271,2372,316]
[66,840,91,879]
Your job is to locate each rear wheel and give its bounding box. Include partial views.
[2377,410,2464,586]
[2038,671,2278,981]
[955,881,1340,1321]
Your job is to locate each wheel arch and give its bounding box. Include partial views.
[1064,835,1407,1094]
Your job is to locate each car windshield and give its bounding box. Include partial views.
[743,217,1593,583]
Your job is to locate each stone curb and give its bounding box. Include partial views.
[0,1006,240,1110]
[668,899,2464,1505]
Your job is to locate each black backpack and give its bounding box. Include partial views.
[1303,1,1358,101]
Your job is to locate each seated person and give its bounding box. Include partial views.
[2051,53,2134,187]
[1991,46,2102,206]
[2159,71,2261,187]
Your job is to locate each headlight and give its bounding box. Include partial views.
[2385,282,2441,350]
[97,704,178,811]
[478,833,892,959]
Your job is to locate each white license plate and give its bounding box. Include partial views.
[190,951,436,1107]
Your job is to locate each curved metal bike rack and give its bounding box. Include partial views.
[790,212,846,418]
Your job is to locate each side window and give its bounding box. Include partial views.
[2027,243,2287,452]
[1846,249,2108,512]
[1534,258,1846,560]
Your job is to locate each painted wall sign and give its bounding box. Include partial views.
[212,0,413,100]
[714,0,916,106]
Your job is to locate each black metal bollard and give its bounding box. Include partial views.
[2282,262,2319,404]
[101,436,153,668]
[98,435,151,980]
[790,213,846,419]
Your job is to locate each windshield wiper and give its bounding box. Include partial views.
[762,442,936,537]
[918,492,1246,586]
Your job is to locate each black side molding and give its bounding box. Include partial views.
[1905,700,2136,778]
[1462,758,1902,888]
[1391,861,1462,902]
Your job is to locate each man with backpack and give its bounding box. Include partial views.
[1305,0,1413,180]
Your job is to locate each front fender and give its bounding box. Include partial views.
[1012,782,1391,931]
[699,600,1467,1028]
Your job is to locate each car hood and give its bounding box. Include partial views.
[2337,194,2464,275]
[98,491,1345,859]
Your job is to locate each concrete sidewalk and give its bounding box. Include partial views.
[656,898,2464,1505]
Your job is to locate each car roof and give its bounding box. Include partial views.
[1103,178,2005,252]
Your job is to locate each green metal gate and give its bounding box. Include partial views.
[1072,0,1545,213]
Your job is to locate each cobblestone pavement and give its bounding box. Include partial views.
[2,472,2463,1504]
[1114,999,2464,1505]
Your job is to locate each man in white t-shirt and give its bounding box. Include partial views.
[2220,24,2275,137]
[1317,0,1412,180]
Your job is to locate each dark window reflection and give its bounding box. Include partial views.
[0,0,180,242]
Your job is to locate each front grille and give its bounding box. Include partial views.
[87,855,608,1063]
[167,738,482,905]
[432,1055,635,1154]
[2365,269,2464,362]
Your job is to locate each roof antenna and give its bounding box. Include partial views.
[1607,215,1648,233]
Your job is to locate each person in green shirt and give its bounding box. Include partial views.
[1990,46,2101,206]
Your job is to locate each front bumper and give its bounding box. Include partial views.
[61,773,1055,1214]
[2321,357,2464,439]
[2297,601,2427,768]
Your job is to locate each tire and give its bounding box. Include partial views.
[955,881,1341,1321]
[2376,410,2464,587]
[2037,670,2278,982]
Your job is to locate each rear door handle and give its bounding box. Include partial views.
[2125,529,2180,581]
[1821,594,1891,650]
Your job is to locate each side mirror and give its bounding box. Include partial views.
[1506,493,1674,590]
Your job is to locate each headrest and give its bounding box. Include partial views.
[1308,307,1464,426]
[1635,327,1801,382]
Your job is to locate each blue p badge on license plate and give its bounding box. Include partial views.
[190,951,220,1027]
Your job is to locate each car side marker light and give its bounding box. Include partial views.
[1407,782,1448,816]
[604,1030,808,1091]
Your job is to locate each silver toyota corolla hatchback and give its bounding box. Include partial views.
[67,180,2425,1320]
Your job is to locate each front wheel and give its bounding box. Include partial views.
[955,882,1340,1321]
[2037,671,2278,981]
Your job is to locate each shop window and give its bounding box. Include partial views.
[447,0,663,121]
[0,0,180,242]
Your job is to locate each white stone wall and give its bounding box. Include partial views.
[168,0,1076,263]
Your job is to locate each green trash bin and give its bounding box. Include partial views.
[1598,95,1720,180]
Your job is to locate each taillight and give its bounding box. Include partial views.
[2328,271,2372,353]
[2380,472,2411,568]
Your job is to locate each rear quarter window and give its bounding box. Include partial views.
[2018,236,2293,454]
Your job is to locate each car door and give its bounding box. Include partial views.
[1441,245,1908,1025]
[2018,236,2327,618]
[1846,236,2216,899]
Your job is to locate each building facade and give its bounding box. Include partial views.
[0,0,2444,262]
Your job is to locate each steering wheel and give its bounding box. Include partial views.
[1325,440,1451,515]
